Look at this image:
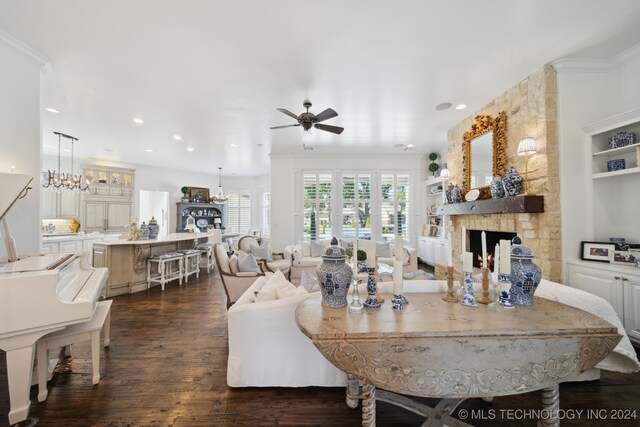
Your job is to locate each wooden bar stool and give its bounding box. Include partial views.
[178,249,201,282]
[195,243,215,273]
[147,252,184,290]
[36,299,112,402]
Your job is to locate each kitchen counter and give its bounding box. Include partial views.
[94,231,215,246]
[42,232,121,242]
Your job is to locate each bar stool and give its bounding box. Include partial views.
[147,252,183,290]
[195,243,215,273]
[178,249,201,282]
[36,300,112,402]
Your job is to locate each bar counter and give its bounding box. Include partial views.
[92,231,233,297]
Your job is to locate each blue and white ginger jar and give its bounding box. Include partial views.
[445,183,454,204]
[451,184,463,203]
[490,176,505,198]
[317,245,353,308]
[508,236,542,305]
[502,166,523,196]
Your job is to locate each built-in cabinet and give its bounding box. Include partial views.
[82,165,135,234]
[419,177,447,266]
[42,233,121,263]
[567,260,640,344]
[41,190,80,219]
[176,202,226,232]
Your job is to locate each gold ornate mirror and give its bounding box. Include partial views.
[462,111,507,197]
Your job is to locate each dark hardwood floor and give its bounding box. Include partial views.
[2,272,639,426]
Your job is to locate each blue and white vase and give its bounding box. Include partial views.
[451,184,463,203]
[363,267,380,309]
[508,237,542,305]
[445,183,454,204]
[317,245,353,308]
[490,176,505,198]
[460,271,478,307]
[147,217,160,239]
[502,167,523,196]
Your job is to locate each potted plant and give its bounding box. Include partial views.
[181,186,190,202]
[428,153,440,176]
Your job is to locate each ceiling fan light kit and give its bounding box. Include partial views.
[270,99,344,135]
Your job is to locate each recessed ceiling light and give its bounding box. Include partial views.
[186,147,194,152]
[104,148,113,152]
[230,143,237,147]
[173,135,182,141]
[145,149,153,153]
[132,117,144,124]
[406,144,415,148]
[435,102,452,111]
[455,104,468,110]
[45,107,60,113]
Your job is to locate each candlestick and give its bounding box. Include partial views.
[391,260,408,310]
[476,267,490,304]
[442,266,459,302]
[447,232,453,267]
[365,240,376,268]
[462,251,473,273]
[461,226,466,254]
[499,239,511,275]
[481,231,487,268]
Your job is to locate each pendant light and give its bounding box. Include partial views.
[42,132,90,192]
[212,167,228,203]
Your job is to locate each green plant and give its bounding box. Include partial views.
[429,152,438,161]
[357,249,366,261]
[428,153,440,175]
[429,162,440,173]
[181,186,190,196]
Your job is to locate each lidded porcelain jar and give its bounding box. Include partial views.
[451,184,462,203]
[317,245,353,308]
[508,236,542,305]
[68,219,81,233]
[139,222,150,240]
[147,217,160,239]
[490,176,505,198]
[502,166,523,196]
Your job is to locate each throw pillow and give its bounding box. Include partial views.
[250,242,273,262]
[237,251,261,273]
[278,285,308,299]
[300,241,311,257]
[311,241,326,258]
[254,283,278,302]
[339,238,355,250]
[376,242,391,258]
[229,254,239,274]
[301,270,321,293]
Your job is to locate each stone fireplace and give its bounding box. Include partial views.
[468,230,517,270]
[435,65,562,283]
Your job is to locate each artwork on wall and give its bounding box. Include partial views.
[580,241,616,263]
[189,187,210,202]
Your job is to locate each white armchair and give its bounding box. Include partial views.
[238,235,292,278]
[213,243,265,309]
[227,276,347,387]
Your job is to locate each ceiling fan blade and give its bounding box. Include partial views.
[270,124,301,130]
[276,108,300,120]
[314,108,338,123]
[314,123,344,135]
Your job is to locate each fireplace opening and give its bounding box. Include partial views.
[468,230,517,271]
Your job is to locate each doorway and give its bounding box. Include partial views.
[139,190,170,237]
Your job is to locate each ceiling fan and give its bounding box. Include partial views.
[270,99,344,135]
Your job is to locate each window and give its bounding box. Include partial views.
[380,173,410,242]
[303,173,332,241]
[342,173,371,239]
[227,193,251,234]
[262,191,271,237]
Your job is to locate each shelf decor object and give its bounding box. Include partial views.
[607,159,625,172]
[608,131,635,149]
[42,132,91,193]
[517,137,537,195]
[508,236,542,306]
[316,245,352,308]
[212,167,228,203]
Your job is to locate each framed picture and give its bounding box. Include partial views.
[189,187,210,202]
[580,241,615,263]
[611,250,637,266]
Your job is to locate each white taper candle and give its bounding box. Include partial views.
[481,231,487,268]
[499,239,511,275]
[393,260,403,295]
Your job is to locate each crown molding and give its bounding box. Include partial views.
[552,42,640,74]
[582,107,640,135]
[0,29,47,65]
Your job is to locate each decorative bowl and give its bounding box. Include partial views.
[607,159,625,172]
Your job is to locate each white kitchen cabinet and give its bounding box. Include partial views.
[82,164,135,234]
[417,236,447,266]
[41,242,58,253]
[59,240,81,252]
[83,200,132,234]
[41,189,80,219]
[567,259,640,344]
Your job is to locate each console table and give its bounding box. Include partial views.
[295,288,621,427]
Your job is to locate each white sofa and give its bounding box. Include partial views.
[227,275,347,387]
[288,238,418,285]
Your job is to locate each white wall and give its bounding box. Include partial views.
[556,45,640,280]
[0,35,45,258]
[270,153,424,251]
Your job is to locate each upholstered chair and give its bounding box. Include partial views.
[213,243,265,309]
[237,235,292,279]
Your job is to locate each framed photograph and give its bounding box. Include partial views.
[189,186,210,202]
[580,241,615,263]
[611,250,637,266]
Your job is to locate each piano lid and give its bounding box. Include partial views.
[0,173,33,221]
[0,253,76,274]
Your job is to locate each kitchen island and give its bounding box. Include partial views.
[92,232,219,297]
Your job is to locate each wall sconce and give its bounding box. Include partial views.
[517,137,537,195]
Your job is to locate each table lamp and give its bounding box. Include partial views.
[517,137,537,195]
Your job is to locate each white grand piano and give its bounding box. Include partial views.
[0,173,108,425]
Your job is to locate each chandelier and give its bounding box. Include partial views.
[42,132,91,192]
[212,167,228,203]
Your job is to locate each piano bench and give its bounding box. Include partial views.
[36,299,112,402]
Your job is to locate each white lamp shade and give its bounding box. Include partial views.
[517,137,537,156]
[440,168,450,179]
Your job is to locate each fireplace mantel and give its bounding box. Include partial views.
[436,195,544,216]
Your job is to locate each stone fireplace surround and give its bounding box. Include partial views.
[434,65,561,283]
[468,229,517,270]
